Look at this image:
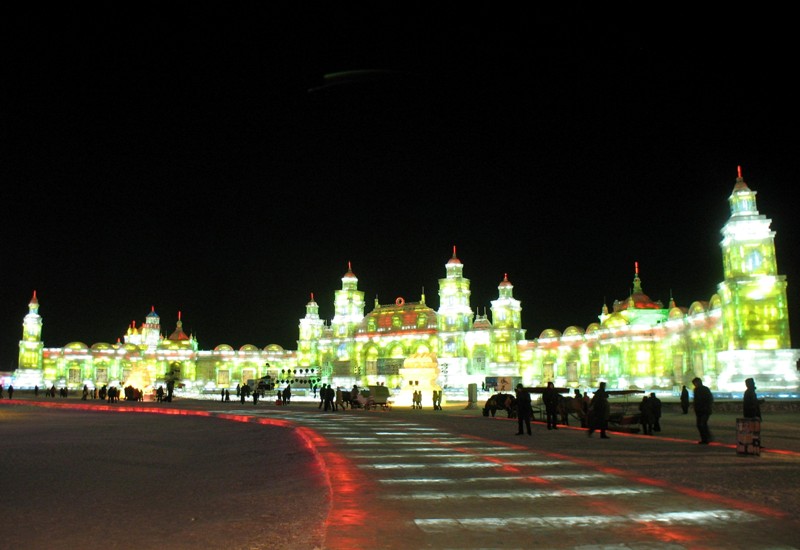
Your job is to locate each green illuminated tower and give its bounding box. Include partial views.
[329,263,365,372]
[297,293,325,367]
[331,262,365,339]
[718,167,791,349]
[18,291,44,372]
[716,167,798,390]
[437,246,473,383]
[489,273,526,372]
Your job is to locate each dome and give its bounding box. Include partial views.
[613,264,664,312]
[688,301,708,315]
[668,307,688,319]
[603,312,629,328]
[563,326,585,337]
[538,328,562,339]
[90,342,114,350]
[64,342,89,350]
[264,344,285,351]
[613,292,664,312]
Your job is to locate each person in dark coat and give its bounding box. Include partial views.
[323,384,335,411]
[282,384,291,405]
[649,392,662,432]
[587,381,610,439]
[743,378,762,420]
[515,383,532,436]
[639,395,654,435]
[692,377,714,444]
[680,385,690,414]
[542,382,560,430]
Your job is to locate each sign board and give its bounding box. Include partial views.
[485,376,521,391]
[736,418,761,456]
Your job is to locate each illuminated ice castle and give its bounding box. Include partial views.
[14,169,799,395]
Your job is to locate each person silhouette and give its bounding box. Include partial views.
[692,377,714,444]
[515,383,532,436]
[587,381,610,439]
[680,385,690,414]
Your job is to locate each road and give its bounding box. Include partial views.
[2,395,799,549]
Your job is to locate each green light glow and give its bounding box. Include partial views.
[14,171,800,395]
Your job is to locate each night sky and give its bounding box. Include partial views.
[4,9,799,367]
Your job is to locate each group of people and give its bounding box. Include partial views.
[317,384,337,411]
[638,392,662,435]
[513,376,762,445]
[410,388,443,410]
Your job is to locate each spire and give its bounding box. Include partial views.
[169,310,189,341]
[729,165,758,218]
[733,164,750,191]
[446,245,463,268]
[632,262,643,294]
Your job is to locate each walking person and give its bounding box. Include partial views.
[514,383,532,436]
[680,385,690,414]
[542,382,560,430]
[432,386,442,410]
[7,385,13,399]
[692,377,714,444]
[335,386,343,411]
[587,381,611,439]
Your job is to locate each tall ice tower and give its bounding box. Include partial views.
[716,167,798,391]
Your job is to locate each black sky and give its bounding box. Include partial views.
[4,9,799,366]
